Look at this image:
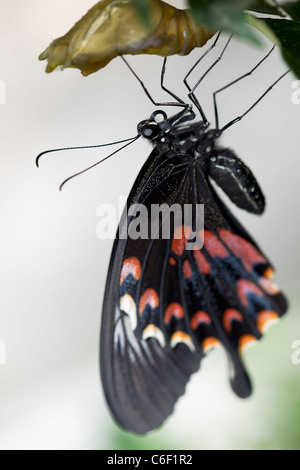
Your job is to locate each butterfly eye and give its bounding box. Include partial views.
[140,122,161,140]
[150,110,168,123]
[137,110,167,140]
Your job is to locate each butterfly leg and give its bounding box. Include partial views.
[213,45,276,129]
[184,32,231,123]
[121,56,188,109]
[160,57,185,105]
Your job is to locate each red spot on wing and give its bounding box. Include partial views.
[169,256,176,266]
[193,248,210,275]
[237,279,264,307]
[200,230,229,258]
[139,288,159,314]
[191,311,211,330]
[223,308,243,333]
[219,229,267,272]
[171,225,193,256]
[183,259,192,278]
[164,302,184,324]
[258,277,280,295]
[258,267,280,294]
[120,257,141,285]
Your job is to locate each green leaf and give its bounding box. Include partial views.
[265,17,300,77]
[246,14,300,77]
[188,0,261,44]
[245,12,280,43]
[280,1,300,22]
[248,0,284,16]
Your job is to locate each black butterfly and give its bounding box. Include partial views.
[100,70,288,433]
[37,37,289,436]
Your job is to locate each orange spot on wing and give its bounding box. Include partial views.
[169,256,176,266]
[170,331,195,350]
[263,266,274,279]
[191,311,211,330]
[164,302,184,324]
[223,308,243,333]
[219,229,267,272]
[139,288,159,314]
[257,310,279,333]
[202,336,221,353]
[237,279,263,307]
[120,257,141,285]
[238,334,257,353]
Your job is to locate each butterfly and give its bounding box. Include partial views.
[36,34,289,435]
[39,0,213,76]
[99,46,289,434]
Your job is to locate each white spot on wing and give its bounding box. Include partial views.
[170,332,195,351]
[120,294,137,330]
[142,324,165,347]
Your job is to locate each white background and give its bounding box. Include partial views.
[0,0,299,450]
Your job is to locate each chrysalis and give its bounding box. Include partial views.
[39,0,214,76]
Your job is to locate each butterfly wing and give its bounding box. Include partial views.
[100,142,287,434]
[100,147,204,434]
[183,179,287,398]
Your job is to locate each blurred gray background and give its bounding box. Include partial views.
[0,0,299,450]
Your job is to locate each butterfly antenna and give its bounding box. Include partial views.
[58,135,140,191]
[36,136,138,168]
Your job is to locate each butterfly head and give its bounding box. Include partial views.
[137,110,169,142]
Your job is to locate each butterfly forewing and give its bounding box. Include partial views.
[101,144,203,434]
[100,110,287,434]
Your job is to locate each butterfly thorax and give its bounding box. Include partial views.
[138,109,222,170]
[137,108,266,215]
